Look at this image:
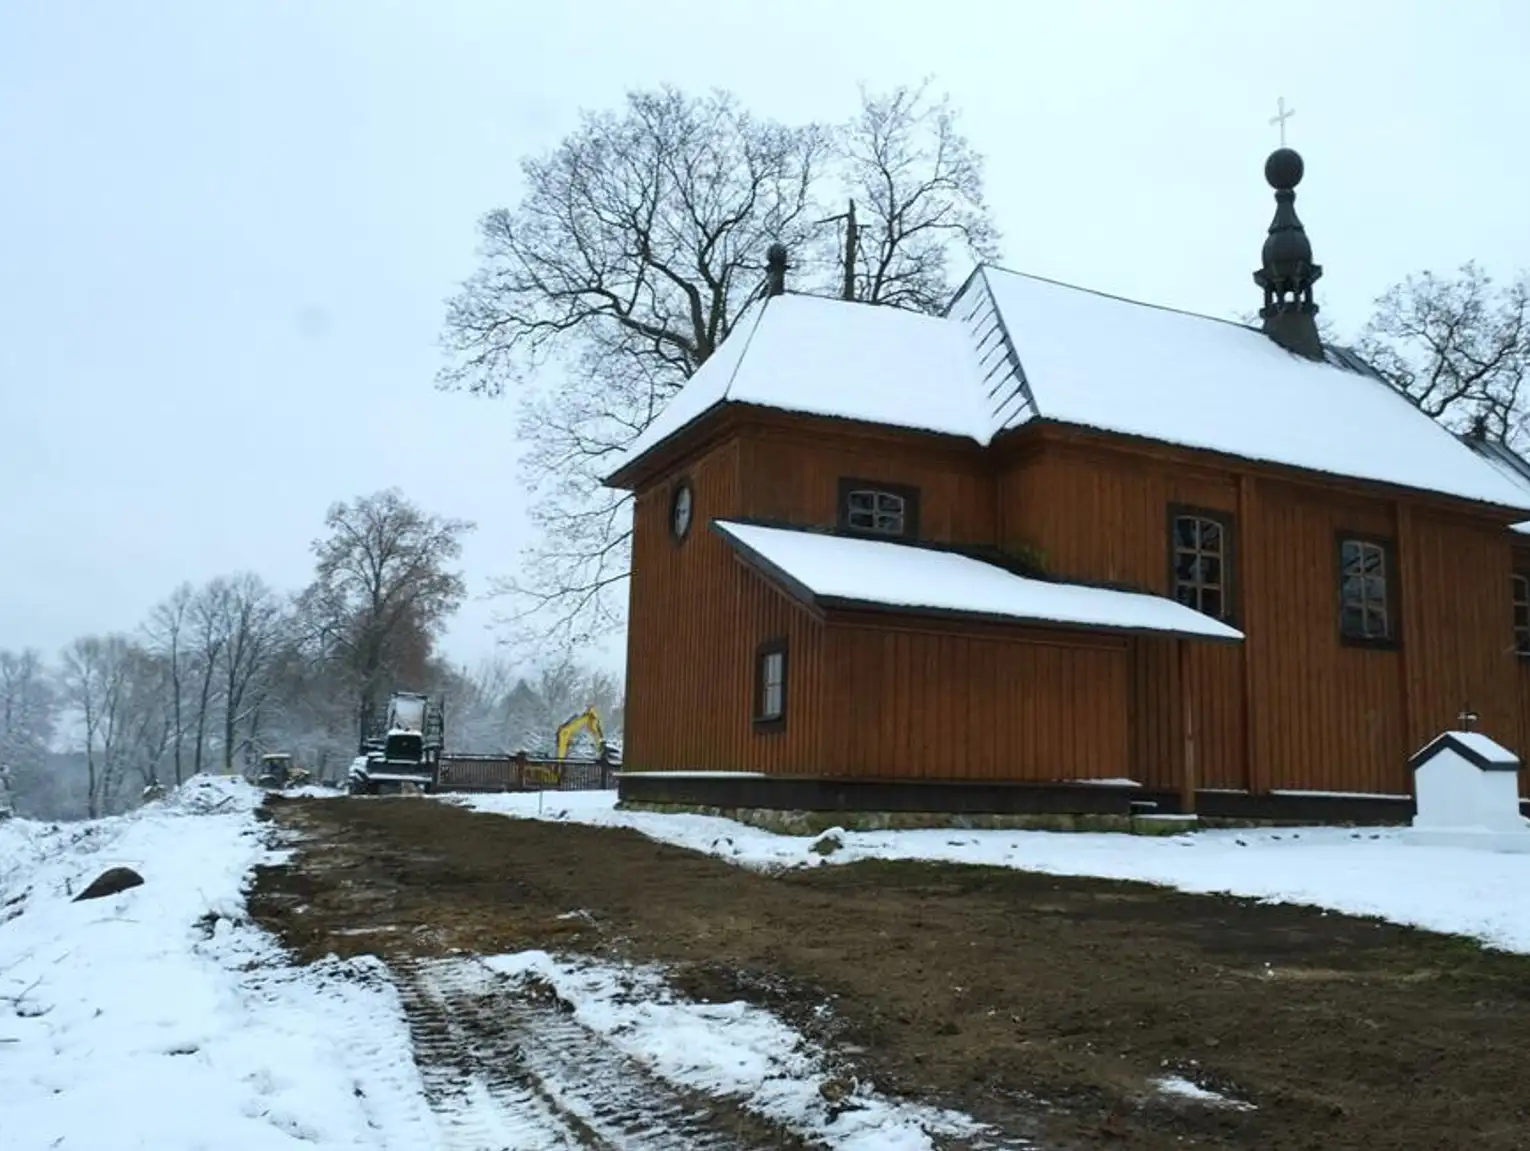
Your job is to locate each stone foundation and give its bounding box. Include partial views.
[615,801,1210,836]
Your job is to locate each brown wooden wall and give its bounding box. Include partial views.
[625,416,1530,799]
[1001,442,1248,790]
[1001,435,1526,797]
[623,437,826,776]
[739,423,994,545]
[821,619,1130,781]
[624,437,742,773]
[1511,542,1530,799]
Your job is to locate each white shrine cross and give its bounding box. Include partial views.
[1269,97,1296,146]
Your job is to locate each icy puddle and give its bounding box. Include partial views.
[395,954,1026,1151]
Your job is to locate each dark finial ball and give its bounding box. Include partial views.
[766,242,788,265]
[1265,147,1304,190]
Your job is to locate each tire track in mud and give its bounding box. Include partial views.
[396,958,812,1151]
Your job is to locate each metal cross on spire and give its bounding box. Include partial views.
[1269,97,1296,147]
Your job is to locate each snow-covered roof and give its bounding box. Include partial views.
[607,293,990,477]
[1456,435,1530,534]
[713,520,1243,642]
[1410,730,1522,772]
[604,268,1530,513]
[973,269,1530,508]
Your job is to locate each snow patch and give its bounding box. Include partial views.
[1153,1074,1256,1111]
[0,775,443,1150]
[485,951,991,1149]
[457,790,1530,953]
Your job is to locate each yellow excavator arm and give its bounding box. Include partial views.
[554,707,606,760]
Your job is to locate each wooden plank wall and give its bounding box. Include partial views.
[623,438,826,776]
[1507,544,1530,800]
[740,426,994,544]
[1403,510,1516,744]
[822,622,1130,781]
[625,419,1530,798]
[1248,482,1407,794]
[624,439,743,773]
[1003,437,1526,796]
[1001,444,1247,789]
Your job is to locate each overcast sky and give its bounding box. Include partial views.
[3,0,1528,674]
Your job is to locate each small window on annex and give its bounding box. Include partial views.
[1170,510,1231,619]
[1514,574,1530,657]
[755,640,787,728]
[837,478,919,539]
[1338,536,1393,643]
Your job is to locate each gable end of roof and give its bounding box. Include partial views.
[1409,730,1522,773]
[947,267,1038,429]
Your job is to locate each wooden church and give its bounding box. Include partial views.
[605,145,1530,822]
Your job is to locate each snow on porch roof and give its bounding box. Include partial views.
[712,520,1244,642]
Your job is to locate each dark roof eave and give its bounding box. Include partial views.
[607,402,985,490]
[816,595,1243,644]
[602,398,736,490]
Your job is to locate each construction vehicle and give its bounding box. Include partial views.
[347,691,444,795]
[256,753,311,790]
[554,707,608,760]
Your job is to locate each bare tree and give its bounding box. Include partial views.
[833,79,1000,310]
[58,635,136,817]
[206,573,287,772]
[143,583,194,784]
[0,648,55,816]
[188,581,228,776]
[1358,262,1530,443]
[117,647,175,791]
[439,82,998,647]
[300,489,473,738]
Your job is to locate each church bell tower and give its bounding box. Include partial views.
[1253,146,1325,361]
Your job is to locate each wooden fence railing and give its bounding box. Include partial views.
[435,754,617,793]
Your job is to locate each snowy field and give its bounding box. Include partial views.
[0,780,1006,1150]
[455,790,1530,954]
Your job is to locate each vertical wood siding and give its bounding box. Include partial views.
[1403,512,1516,747]
[624,439,743,772]
[740,428,995,544]
[1245,482,1406,794]
[1001,445,1246,789]
[999,438,1525,795]
[822,623,1129,781]
[623,438,825,775]
[1516,544,1530,799]
[626,422,1530,798]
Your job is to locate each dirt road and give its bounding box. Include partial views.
[251,796,1530,1149]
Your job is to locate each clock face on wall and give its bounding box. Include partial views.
[671,482,693,540]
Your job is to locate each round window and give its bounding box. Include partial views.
[670,481,694,541]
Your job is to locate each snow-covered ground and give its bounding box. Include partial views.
[0,780,1007,1150]
[0,777,442,1150]
[455,790,1530,954]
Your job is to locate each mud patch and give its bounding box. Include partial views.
[252,797,1530,1149]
